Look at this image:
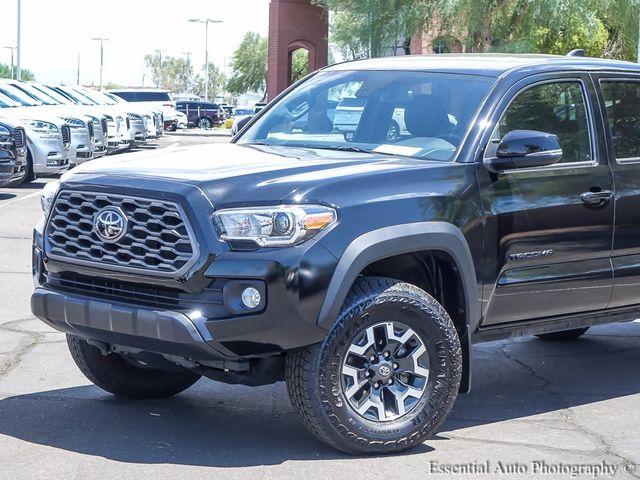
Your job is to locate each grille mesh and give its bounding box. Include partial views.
[61,126,71,146]
[12,127,25,149]
[46,191,197,275]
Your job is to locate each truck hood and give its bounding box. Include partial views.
[65,142,449,206]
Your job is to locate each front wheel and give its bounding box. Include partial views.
[66,335,201,399]
[197,117,212,129]
[286,277,462,455]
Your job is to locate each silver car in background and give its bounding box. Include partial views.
[107,88,175,132]
[42,84,128,153]
[0,92,69,183]
[26,82,109,158]
[0,81,95,166]
[75,87,151,145]
[102,92,163,139]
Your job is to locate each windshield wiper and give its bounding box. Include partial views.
[334,145,372,153]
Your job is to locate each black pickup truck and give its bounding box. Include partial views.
[0,120,27,186]
[31,53,640,454]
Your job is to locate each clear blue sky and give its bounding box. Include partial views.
[0,0,270,86]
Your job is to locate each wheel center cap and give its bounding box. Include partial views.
[378,364,392,378]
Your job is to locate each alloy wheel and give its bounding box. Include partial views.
[341,321,430,422]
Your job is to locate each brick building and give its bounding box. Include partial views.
[266,0,462,100]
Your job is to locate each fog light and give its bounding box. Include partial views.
[241,287,261,309]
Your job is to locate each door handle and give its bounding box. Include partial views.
[580,190,613,205]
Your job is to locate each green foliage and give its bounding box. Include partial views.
[226,32,268,97]
[291,49,309,83]
[318,0,436,58]
[192,63,225,100]
[0,63,35,80]
[321,0,640,61]
[103,81,124,90]
[144,54,194,92]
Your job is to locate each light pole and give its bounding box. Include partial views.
[4,47,15,79]
[16,0,21,80]
[155,49,166,87]
[188,18,223,101]
[91,37,108,90]
[181,51,192,93]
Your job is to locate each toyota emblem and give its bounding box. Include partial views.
[94,207,127,242]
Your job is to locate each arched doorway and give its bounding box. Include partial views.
[267,0,328,101]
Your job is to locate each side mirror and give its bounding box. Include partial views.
[233,115,254,134]
[485,130,563,172]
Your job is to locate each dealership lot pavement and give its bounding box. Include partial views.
[0,135,638,479]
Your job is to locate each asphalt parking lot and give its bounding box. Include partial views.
[0,134,639,480]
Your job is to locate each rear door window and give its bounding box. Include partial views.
[600,81,640,161]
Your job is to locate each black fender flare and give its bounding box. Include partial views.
[317,222,479,393]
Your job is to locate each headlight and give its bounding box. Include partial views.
[214,205,337,247]
[63,117,86,129]
[23,119,58,135]
[127,113,141,120]
[40,180,60,218]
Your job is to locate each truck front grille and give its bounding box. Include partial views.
[45,191,198,276]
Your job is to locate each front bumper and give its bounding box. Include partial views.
[31,183,337,361]
[30,135,68,175]
[0,152,24,185]
[69,128,94,165]
[31,287,222,360]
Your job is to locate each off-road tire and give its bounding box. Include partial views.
[285,276,462,455]
[67,334,201,399]
[536,327,590,341]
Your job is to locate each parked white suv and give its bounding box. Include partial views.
[107,89,177,131]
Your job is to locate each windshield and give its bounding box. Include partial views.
[104,93,125,104]
[0,92,21,108]
[9,82,60,105]
[50,86,96,105]
[78,88,116,105]
[0,84,40,107]
[31,84,74,105]
[238,70,494,161]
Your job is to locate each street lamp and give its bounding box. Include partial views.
[188,18,223,101]
[4,47,15,79]
[91,37,108,90]
[155,49,166,87]
[16,0,21,80]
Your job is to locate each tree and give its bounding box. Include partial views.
[144,54,194,92]
[192,63,225,100]
[226,32,268,98]
[291,49,309,83]
[0,63,35,80]
[316,0,436,58]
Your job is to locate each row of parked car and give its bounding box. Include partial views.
[0,82,179,187]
